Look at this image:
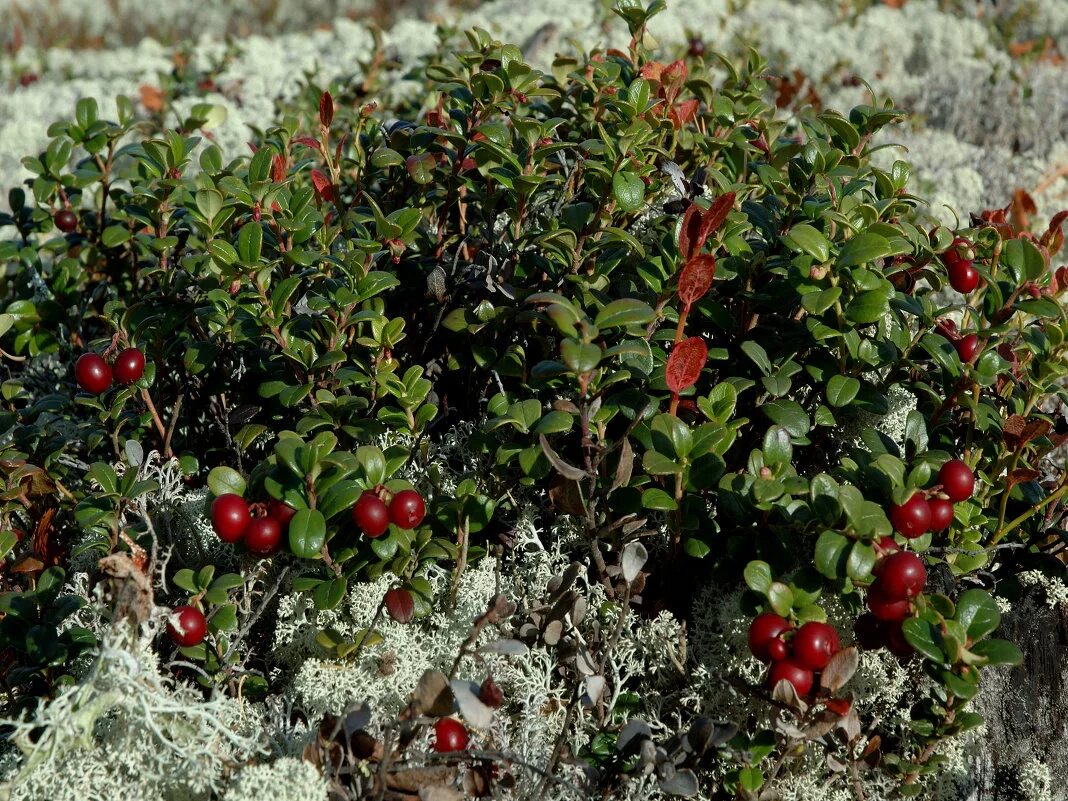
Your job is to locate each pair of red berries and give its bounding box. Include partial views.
[748,614,841,697]
[866,542,927,622]
[944,237,979,294]
[167,604,207,647]
[211,494,295,556]
[935,319,981,364]
[431,717,469,752]
[75,349,146,394]
[352,489,426,538]
[888,459,974,539]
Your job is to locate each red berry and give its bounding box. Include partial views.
[211,493,251,543]
[112,347,146,385]
[747,612,792,662]
[432,718,469,753]
[688,38,705,57]
[389,489,426,529]
[877,551,926,600]
[854,613,886,651]
[167,605,206,647]
[954,334,980,364]
[75,353,112,394]
[267,499,297,529]
[54,209,77,233]
[353,492,390,538]
[928,498,954,531]
[938,459,974,503]
[947,259,979,293]
[866,581,912,621]
[766,658,813,696]
[385,587,415,623]
[791,621,840,671]
[767,638,788,661]
[244,516,281,556]
[889,493,931,539]
[934,318,958,342]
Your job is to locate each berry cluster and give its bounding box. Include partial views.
[74,348,146,394]
[888,458,975,539]
[944,236,979,294]
[748,614,842,697]
[352,489,426,537]
[855,542,928,657]
[210,493,293,556]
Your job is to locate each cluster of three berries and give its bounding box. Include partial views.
[888,458,975,539]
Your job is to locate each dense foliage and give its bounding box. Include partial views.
[0,1,1066,798]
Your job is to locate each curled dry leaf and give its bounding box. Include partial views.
[820,645,859,692]
[413,669,454,718]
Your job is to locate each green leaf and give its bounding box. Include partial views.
[561,339,601,373]
[767,582,793,616]
[313,576,347,610]
[969,638,1022,666]
[237,221,263,264]
[837,232,892,267]
[641,488,677,511]
[101,225,131,248]
[826,375,860,407]
[744,560,773,595]
[955,589,1000,640]
[288,509,326,559]
[594,299,655,329]
[783,223,829,262]
[207,466,246,498]
[612,170,645,213]
[902,618,946,663]
[844,288,890,325]
[762,399,810,437]
[814,530,850,579]
[762,425,792,467]
[741,341,772,375]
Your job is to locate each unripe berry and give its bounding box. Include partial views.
[938,459,974,502]
[889,494,931,539]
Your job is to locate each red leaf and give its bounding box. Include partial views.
[385,588,414,624]
[666,337,708,393]
[319,91,334,128]
[678,202,702,262]
[669,98,700,129]
[678,254,716,306]
[292,136,321,151]
[661,60,688,103]
[698,192,735,246]
[271,154,286,184]
[640,61,666,82]
[1041,209,1068,256]
[310,169,335,202]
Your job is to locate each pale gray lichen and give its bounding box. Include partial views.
[222,757,328,801]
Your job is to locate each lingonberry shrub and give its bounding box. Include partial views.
[0,2,1065,798]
